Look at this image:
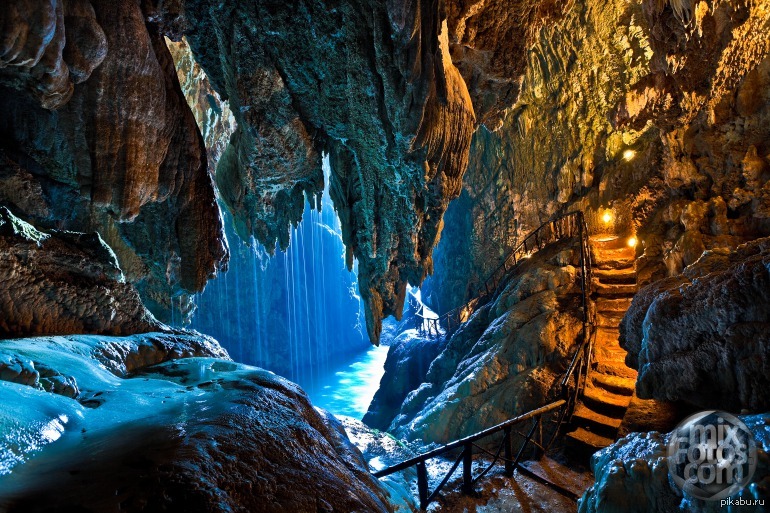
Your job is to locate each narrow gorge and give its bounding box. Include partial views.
[1,0,769,511]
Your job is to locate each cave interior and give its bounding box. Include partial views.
[1,0,769,512]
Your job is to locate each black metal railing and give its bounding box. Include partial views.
[372,334,594,510]
[372,211,596,509]
[373,400,565,510]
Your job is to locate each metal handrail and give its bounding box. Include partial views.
[373,400,566,509]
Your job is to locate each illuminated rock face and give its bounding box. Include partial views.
[386,240,583,444]
[0,207,162,338]
[621,238,770,412]
[426,0,770,313]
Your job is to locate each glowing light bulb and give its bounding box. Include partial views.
[628,236,638,248]
[602,211,612,224]
[623,149,636,161]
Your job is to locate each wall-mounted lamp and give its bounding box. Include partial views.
[628,236,638,248]
[601,210,614,225]
[623,149,636,161]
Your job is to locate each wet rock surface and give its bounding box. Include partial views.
[0,334,393,513]
[0,207,162,338]
[363,327,444,431]
[621,238,770,412]
[388,240,583,445]
[578,413,770,513]
[0,0,228,323]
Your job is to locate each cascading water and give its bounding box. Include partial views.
[190,156,385,417]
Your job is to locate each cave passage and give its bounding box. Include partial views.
[189,157,383,415]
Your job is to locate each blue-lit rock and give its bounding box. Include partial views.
[578,413,770,513]
[0,334,394,512]
[388,241,583,445]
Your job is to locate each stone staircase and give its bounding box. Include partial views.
[566,235,638,453]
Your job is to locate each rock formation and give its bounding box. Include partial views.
[0,334,393,513]
[0,0,228,324]
[0,207,162,338]
[183,0,480,343]
[578,413,770,513]
[166,37,236,175]
[621,238,770,412]
[363,319,444,431]
[386,240,583,444]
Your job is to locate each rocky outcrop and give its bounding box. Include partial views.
[389,240,583,444]
[338,416,420,513]
[363,328,444,431]
[0,0,228,324]
[445,0,573,128]
[620,238,770,412]
[578,413,770,513]
[0,334,393,512]
[0,207,162,338]
[166,37,236,174]
[0,0,107,109]
[0,331,226,399]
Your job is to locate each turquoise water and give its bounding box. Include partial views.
[299,344,389,419]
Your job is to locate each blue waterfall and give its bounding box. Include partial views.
[190,156,371,385]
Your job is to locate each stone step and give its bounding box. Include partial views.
[593,267,637,285]
[594,344,629,363]
[593,280,637,296]
[593,246,636,262]
[594,326,620,344]
[566,427,615,451]
[573,403,623,432]
[595,312,624,328]
[593,359,638,379]
[589,235,627,251]
[591,373,636,396]
[583,382,633,412]
[595,297,633,313]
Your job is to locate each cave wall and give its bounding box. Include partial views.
[426,0,770,313]
[0,0,228,324]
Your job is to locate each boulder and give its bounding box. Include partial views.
[579,413,770,513]
[620,238,770,412]
[363,329,444,431]
[0,207,163,338]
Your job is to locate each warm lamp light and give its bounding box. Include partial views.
[628,236,638,248]
[601,211,613,224]
[623,149,636,161]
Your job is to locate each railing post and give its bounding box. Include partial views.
[504,427,513,477]
[416,461,429,510]
[462,443,474,494]
[512,417,541,471]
